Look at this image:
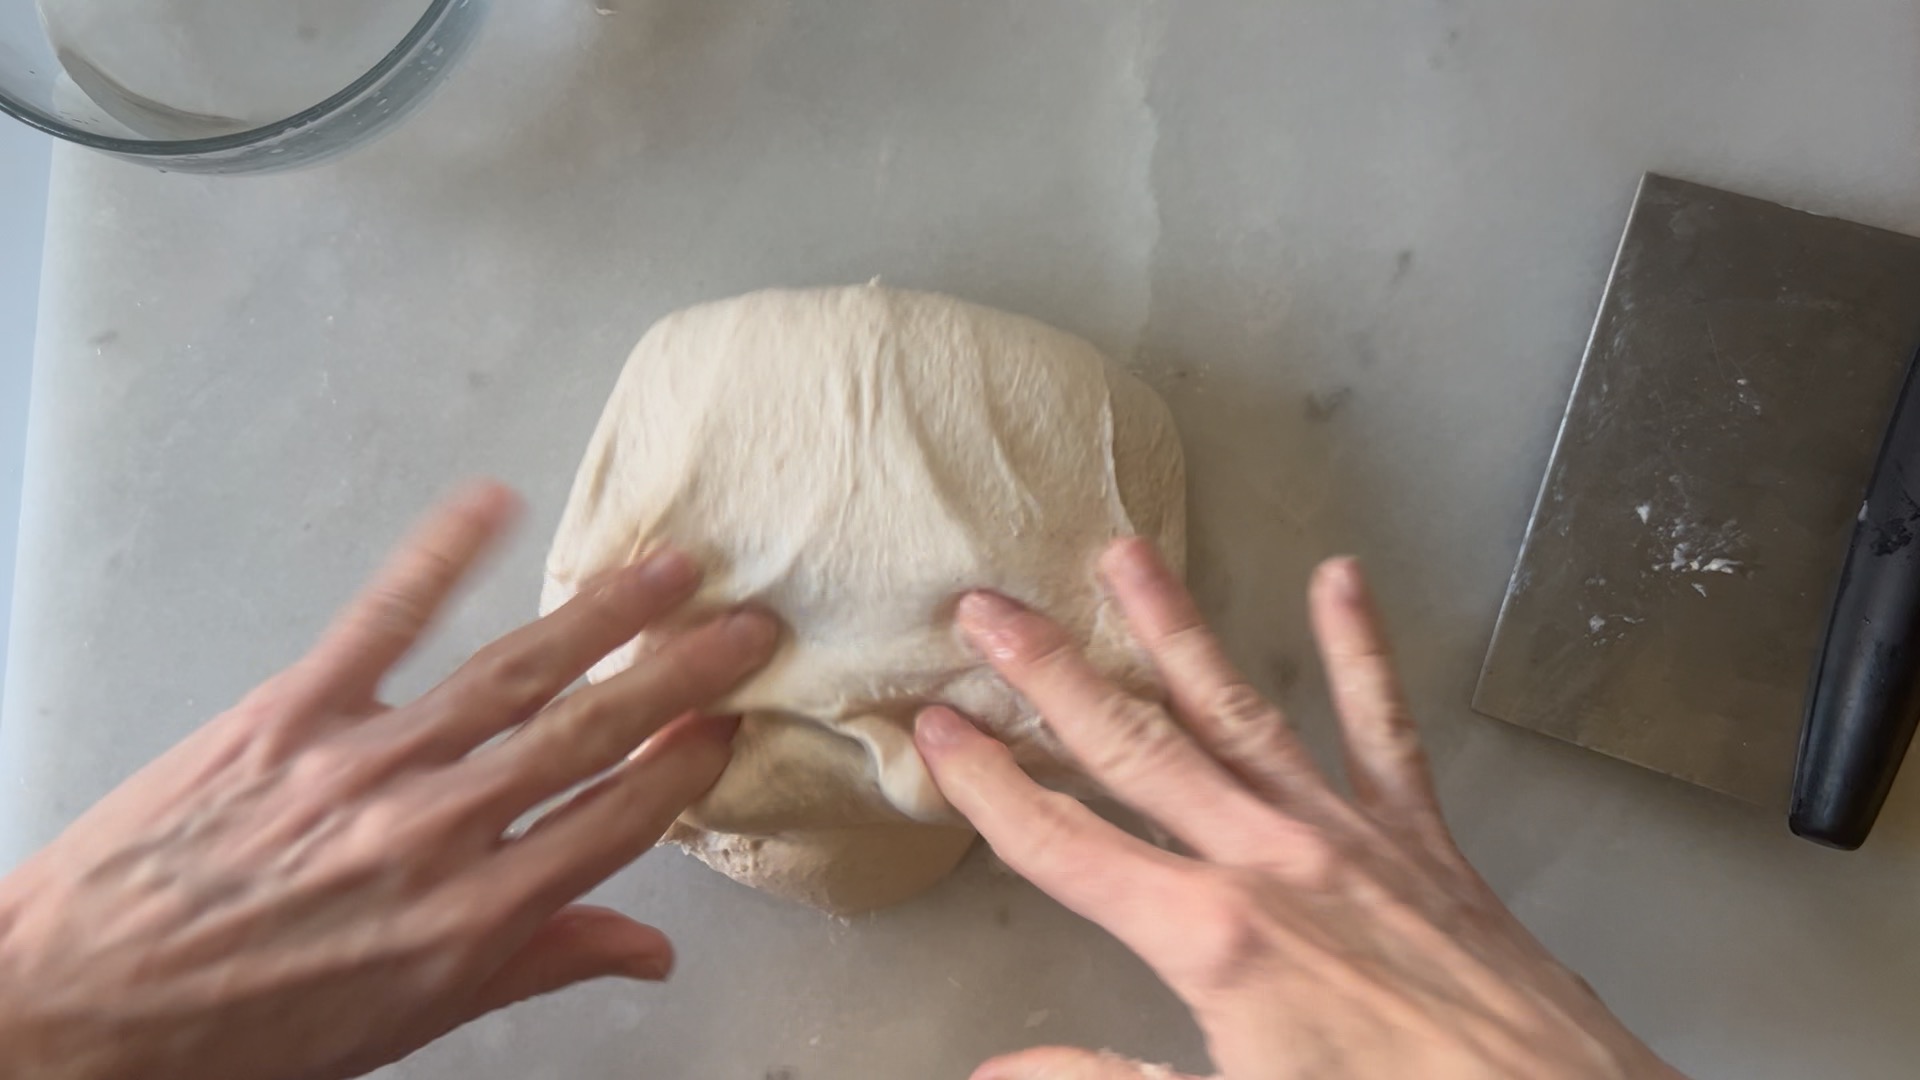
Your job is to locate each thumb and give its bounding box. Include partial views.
[972,1046,1212,1080]
[464,904,675,1020]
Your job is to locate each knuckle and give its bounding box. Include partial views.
[412,547,466,587]
[352,594,429,651]
[286,741,374,793]
[1007,790,1090,870]
[1347,670,1418,733]
[536,699,598,752]
[1023,635,1074,671]
[657,632,748,700]
[1160,621,1216,661]
[551,690,647,760]
[1276,828,1342,891]
[571,580,647,637]
[1203,701,1308,782]
[602,763,705,831]
[1081,697,1188,781]
[301,808,436,891]
[387,889,505,957]
[221,679,319,761]
[351,792,482,874]
[641,655,708,710]
[1182,871,1277,992]
[236,669,307,714]
[567,689,632,733]
[1207,681,1280,732]
[220,715,295,774]
[464,641,558,716]
[1007,614,1076,670]
[1218,723,1291,772]
[347,796,420,846]
[439,889,516,941]
[1378,705,1425,749]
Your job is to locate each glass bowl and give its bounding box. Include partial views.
[0,0,488,174]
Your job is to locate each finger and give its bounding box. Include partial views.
[494,713,739,912]
[461,904,673,1020]
[1308,558,1445,831]
[395,549,702,760]
[972,1046,1210,1080]
[299,481,522,707]
[334,901,671,1080]
[465,611,776,819]
[956,593,1283,859]
[915,706,1193,947]
[1097,537,1333,805]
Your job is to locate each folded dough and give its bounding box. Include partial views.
[543,284,1185,913]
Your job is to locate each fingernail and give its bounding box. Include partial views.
[1325,556,1364,600]
[637,547,698,591]
[914,706,973,750]
[633,953,673,981]
[459,480,522,523]
[721,609,779,651]
[457,478,506,505]
[1098,536,1158,587]
[957,591,1022,656]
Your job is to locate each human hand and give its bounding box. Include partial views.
[917,540,1684,1080]
[0,482,779,1080]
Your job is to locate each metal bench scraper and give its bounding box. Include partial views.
[1475,173,1920,846]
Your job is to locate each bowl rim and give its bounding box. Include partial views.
[0,0,464,158]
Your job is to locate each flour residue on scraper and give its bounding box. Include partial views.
[1628,470,1751,588]
[1585,479,1752,644]
[1584,610,1645,645]
[1638,474,1749,585]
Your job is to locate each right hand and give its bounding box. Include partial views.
[916,539,1684,1080]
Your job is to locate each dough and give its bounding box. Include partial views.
[543,285,1185,913]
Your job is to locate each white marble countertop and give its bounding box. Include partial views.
[0,121,50,689]
[8,2,1920,1077]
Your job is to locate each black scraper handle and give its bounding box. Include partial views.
[1791,347,1920,849]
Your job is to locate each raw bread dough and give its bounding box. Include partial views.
[543,285,1185,913]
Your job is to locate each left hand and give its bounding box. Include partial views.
[0,482,780,1080]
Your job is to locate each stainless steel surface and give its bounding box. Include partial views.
[0,0,486,173]
[1475,174,1920,810]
